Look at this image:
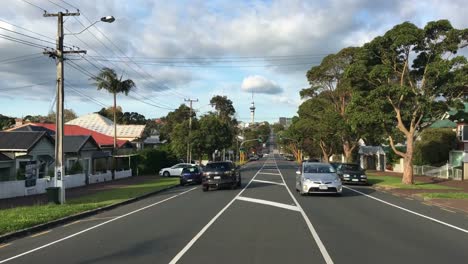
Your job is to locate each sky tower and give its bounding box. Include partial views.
[250,92,256,125]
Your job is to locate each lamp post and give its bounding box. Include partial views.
[65,16,115,35]
[43,13,114,204]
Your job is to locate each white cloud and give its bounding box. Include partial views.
[241,75,283,94]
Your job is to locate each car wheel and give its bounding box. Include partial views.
[237,177,241,187]
[163,171,170,177]
[202,185,209,192]
[180,180,185,186]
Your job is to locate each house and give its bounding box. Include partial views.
[66,113,145,148]
[429,101,468,151]
[0,131,55,181]
[359,146,386,171]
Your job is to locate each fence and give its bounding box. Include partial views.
[0,169,133,200]
[413,164,463,180]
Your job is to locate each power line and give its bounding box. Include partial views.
[0,33,52,49]
[0,55,45,65]
[0,25,60,46]
[0,81,52,91]
[0,18,76,49]
[57,0,79,10]
[20,0,47,12]
[46,0,69,11]
[0,53,42,63]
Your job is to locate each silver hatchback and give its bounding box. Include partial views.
[296,162,342,195]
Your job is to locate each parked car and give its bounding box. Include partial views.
[248,155,259,161]
[331,162,368,185]
[159,163,195,177]
[295,162,342,195]
[202,161,241,191]
[180,166,203,186]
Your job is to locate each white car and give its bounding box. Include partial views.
[296,162,342,195]
[159,163,195,177]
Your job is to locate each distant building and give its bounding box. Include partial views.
[279,117,293,128]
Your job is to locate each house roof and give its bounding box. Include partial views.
[66,113,145,139]
[430,119,457,128]
[35,123,131,148]
[359,146,386,156]
[0,131,53,152]
[9,124,131,148]
[61,135,100,153]
[0,153,12,161]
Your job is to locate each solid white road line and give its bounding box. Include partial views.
[169,158,272,264]
[252,179,285,186]
[257,172,281,176]
[274,156,334,264]
[0,187,198,264]
[236,196,300,212]
[344,186,468,234]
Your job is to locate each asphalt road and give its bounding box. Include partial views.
[1,155,468,264]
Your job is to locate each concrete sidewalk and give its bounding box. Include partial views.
[0,175,161,210]
[369,170,468,214]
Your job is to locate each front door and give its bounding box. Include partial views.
[83,159,90,184]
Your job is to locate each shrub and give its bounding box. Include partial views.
[136,147,178,175]
[413,128,457,166]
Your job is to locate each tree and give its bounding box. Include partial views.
[0,114,15,130]
[46,108,78,123]
[302,47,363,162]
[210,95,236,123]
[272,123,285,133]
[347,20,468,184]
[159,104,193,142]
[91,67,136,148]
[413,128,457,166]
[196,113,233,160]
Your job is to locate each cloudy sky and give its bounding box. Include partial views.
[0,0,467,123]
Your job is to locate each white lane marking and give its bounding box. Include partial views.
[274,156,334,264]
[252,179,284,186]
[258,172,281,176]
[0,187,197,264]
[236,196,300,212]
[344,186,468,234]
[169,159,271,264]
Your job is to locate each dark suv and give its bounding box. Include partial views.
[202,161,241,191]
[331,162,368,185]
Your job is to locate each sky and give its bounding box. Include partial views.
[0,0,467,123]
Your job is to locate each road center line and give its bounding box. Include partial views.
[169,158,271,264]
[344,186,468,233]
[274,156,334,264]
[252,179,284,185]
[258,172,281,175]
[0,187,197,264]
[236,196,300,212]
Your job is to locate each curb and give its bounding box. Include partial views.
[0,184,180,244]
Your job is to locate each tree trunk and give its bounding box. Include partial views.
[342,140,356,163]
[319,141,330,163]
[402,136,414,184]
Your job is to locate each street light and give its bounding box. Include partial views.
[65,16,115,35]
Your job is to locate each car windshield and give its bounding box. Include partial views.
[303,164,335,173]
[340,164,361,171]
[205,163,231,171]
[182,167,198,173]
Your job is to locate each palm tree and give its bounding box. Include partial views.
[91,67,135,149]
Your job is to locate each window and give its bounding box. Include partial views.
[303,164,335,173]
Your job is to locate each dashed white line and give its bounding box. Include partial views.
[252,179,284,185]
[274,157,334,264]
[236,196,300,211]
[344,186,468,234]
[257,172,281,176]
[169,160,270,264]
[0,187,198,264]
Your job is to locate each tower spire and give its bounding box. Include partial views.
[249,92,256,125]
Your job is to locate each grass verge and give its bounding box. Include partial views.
[0,177,178,236]
[367,174,458,190]
[419,192,468,200]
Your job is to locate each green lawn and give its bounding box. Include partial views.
[0,177,178,236]
[419,192,468,199]
[367,174,458,190]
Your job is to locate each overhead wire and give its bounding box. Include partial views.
[0,33,52,49]
[0,53,43,64]
[20,0,47,12]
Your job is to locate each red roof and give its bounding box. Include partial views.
[31,123,130,148]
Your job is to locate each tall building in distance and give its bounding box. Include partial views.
[279,117,293,128]
[250,93,256,125]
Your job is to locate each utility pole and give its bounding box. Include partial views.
[44,11,86,204]
[185,98,198,163]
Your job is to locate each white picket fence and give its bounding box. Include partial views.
[413,164,462,180]
[0,169,132,199]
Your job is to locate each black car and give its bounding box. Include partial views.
[331,162,368,185]
[202,161,241,191]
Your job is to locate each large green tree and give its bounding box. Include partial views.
[196,113,233,160]
[91,67,135,148]
[347,20,468,184]
[159,104,193,142]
